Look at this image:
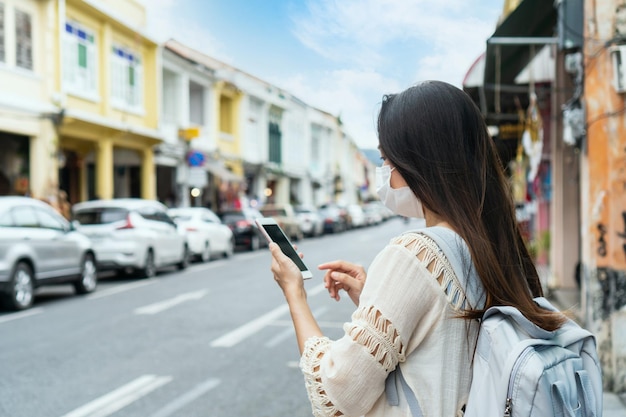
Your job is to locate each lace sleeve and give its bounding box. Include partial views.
[300,304,404,417]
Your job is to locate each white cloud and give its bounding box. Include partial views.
[291,0,497,72]
[275,69,402,148]
[286,0,500,146]
[140,0,229,62]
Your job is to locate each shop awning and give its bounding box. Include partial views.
[482,0,557,122]
[205,160,244,183]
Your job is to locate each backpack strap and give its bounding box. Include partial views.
[482,305,555,339]
[385,366,424,417]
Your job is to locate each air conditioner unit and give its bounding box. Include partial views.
[610,45,626,93]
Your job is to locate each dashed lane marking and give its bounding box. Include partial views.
[210,303,290,347]
[59,374,172,417]
[87,280,154,300]
[149,378,221,417]
[134,290,209,315]
[265,306,328,348]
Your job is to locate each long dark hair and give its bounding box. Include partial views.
[377,80,563,331]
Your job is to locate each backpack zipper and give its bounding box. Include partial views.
[503,346,535,417]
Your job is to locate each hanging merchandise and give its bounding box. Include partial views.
[522,92,544,183]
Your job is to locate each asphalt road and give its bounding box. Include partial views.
[0,216,416,417]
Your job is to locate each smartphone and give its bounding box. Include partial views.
[256,217,313,279]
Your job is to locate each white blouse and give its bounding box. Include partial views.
[299,230,483,417]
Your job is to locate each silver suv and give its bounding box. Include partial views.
[72,199,189,278]
[0,196,97,310]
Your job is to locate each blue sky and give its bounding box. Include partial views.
[142,0,503,149]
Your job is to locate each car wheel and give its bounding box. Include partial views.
[74,253,97,294]
[177,245,190,270]
[139,249,156,278]
[249,234,260,251]
[2,262,34,310]
[200,242,211,263]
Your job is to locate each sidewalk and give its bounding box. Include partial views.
[537,265,626,416]
[604,393,626,417]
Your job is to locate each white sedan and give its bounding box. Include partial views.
[168,207,234,262]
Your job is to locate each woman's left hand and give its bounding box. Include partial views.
[269,242,306,298]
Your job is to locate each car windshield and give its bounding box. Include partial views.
[261,208,286,216]
[221,213,244,223]
[170,214,192,222]
[74,208,128,225]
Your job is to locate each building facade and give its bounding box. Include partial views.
[0,0,58,202]
[466,0,626,393]
[56,0,162,203]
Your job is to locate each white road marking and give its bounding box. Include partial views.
[134,290,208,315]
[0,307,44,324]
[265,326,294,348]
[59,374,172,417]
[265,306,327,348]
[87,281,154,300]
[286,361,300,368]
[149,378,220,417]
[210,304,290,347]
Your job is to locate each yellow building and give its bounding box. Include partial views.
[0,0,59,201]
[56,0,162,203]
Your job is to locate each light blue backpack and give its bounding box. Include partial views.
[395,297,603,416]
[463,297,603,417]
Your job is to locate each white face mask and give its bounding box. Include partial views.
[375,165,425,218]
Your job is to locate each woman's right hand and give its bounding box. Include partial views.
[318,260,366,306]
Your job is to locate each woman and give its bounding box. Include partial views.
[267,81,564,416]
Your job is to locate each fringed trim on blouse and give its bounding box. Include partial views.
[392,233,470,311]
[345,305,405,372]
[300,336,344,417]
[300,306,405,417]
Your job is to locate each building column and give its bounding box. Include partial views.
[141,147,156,200]
[78,153,88,202]
[96,139,113,199]
[30,121,59,201]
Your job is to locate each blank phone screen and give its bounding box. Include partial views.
[262,224,309,272]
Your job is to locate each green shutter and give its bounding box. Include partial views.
[78,43,87,68]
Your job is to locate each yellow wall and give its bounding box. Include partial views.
[214,81,244,176]
[63,1,158,129]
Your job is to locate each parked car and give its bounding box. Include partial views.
[318,204,348,234]
[72,199,189,278]
[363,202,383,225]
[0,196,98,310]
[259,204,303,241]
[294,205,324,237]
[366,200,394,221]
[346,204,366,228]
[220,208,267,251]
[168,207,234,262]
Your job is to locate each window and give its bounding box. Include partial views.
[0,3,5,63]
[12,207,38,228]
[35,208,66,230]
[268,107,282,164]
[64,21,97,95]
[111,45,143,110]
[311,124,322,164]
[15,8,32,70]
[189,81,205,125]
[162,69,178,123]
